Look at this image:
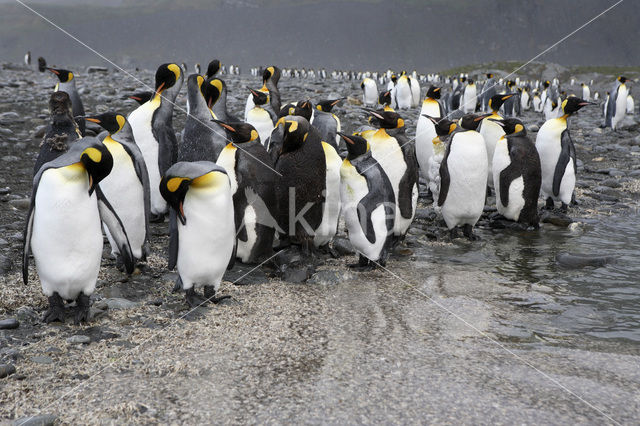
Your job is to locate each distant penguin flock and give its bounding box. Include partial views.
[18,54,634,323]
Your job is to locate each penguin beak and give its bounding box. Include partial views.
[85,117,100,124]
[578,101,596,107]
[47,67,59,75]
[177,202,186,225]
[129,96,141,101]
[155,82,165,96]
[337,132,354,145]
[211,119,236,132]
[88,175,95,196]
[247,87,259,97]
[474,113,492,122]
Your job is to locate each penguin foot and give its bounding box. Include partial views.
[185,287,208,308]
[348,254,376,271]
[171,276,183,293]
[203,286,230,304]
[319,243,339,258]
[149,212,165,223]
[544,197,555,210]
[560,203,569,213]
[463,224,479,241]
[115,254,125,272]
[448,227,459,240]
[74,292,90,325]
[43,293,65,324]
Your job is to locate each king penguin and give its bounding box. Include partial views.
[581,83,591,101]
[128,63,183,222]
[48,67,85,136]
[179,74,227,162]
[604,76,628,130]
[244,66,282,120]
[434,117,488,240]
[394,73,413,110]
[212,121,279,264]
[490,118,541,227]
[205,59,221,78]
[477,93,515,191]
[34,91,81,174]
[415,86,445,179]
[311,98,343,151]
[461,79,477,113]
[208,78,240,122]
[85,112,151,264]
[273,116,326,253]
[160,161,235,307]
[23,137,134,323]
[481,73,497,112]
[337,132,395,270]
[536,97,593,211]
[364,109,419,244]
[246,87,277,147]
[361,77,378,107]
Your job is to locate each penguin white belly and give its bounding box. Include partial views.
[627,95,634,115]
[582,86,590,101]
[428,152,443,212]
[462,86,477,113]
[247,108,274,147]
[100,141,146,259]
[362,79,378,107]
[479,117,504,187]
[340,164,388,261]
[236,205,257,263]
[31,167,103,300]
[492,141,525,221]
[333,114,341,147]
[314,142,342,247]
[409,78,421,107]
[177,185,235,291]
[558,160,575,205]
[420,99,441,118]
[415,116,436,177]
[244,93,255,121]
[521,91,530,110]
[535,120,568,202]
[613,86,628,129]
[533,96,542,112]
[129,99,166,216]
[395,79,412,109]
[441,133,488,228]
[369,131,407,235]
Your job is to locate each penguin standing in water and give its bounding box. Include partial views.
[23,138,134,323]
[361,77,378,107]
[311,98,343,151]
[536,97,593,211]
[34,91,81,174]
[246,87,276,147]
[48,67,85,136]
[212,121,279,264]
[604,76,628,130]
[490,118,541,227]
[461,78,477,113]
[85,112,151,264]
[365,109,419,244]
[434,117,488,239]
[128,63,183,222]
[337,132,395,270]
[160,161,235,307]
[477,94,515,190]
[415,86,444,179]
[179,74,227,162]
[273,116,326,252]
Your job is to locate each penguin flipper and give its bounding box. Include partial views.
[154,124,178,174]
[357,197,377,245]
[499,163,520,208]
[121,142,152,252]
[22,199,36,285]
[168,209,178,271]
[553,130,573,197]
[96,185,135,274]
[437,148,451,207]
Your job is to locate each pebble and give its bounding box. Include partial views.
[8,198,30,209]
[30,356,53,365]
[0,347,21,360]
[16,306,39,323]
[282,266,313,283]
[12,414,58,426]
[0,318,19,329]
[556,252,616,268]
[600,178,621,188]
[0,255,12,275]
[66,335,91,344]
[308,270,350,285]
[0,363,16,378]
[0,187,10,195]
[332,237,354,256]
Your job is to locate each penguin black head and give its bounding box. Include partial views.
[365,109,405,130]
[48,68,74,83]
[38,57,47,72]
[127,91,154,105]
[84,112,127,135]
[79,139,113,195]
[391,74,398,84]
[378,90,392,106]
[488,93,515,112]
[424,115,457,137]
[458,113,491,131]
[486,73,493,79]
[618,76,627,84]
[263,66,281,85]
[338,132,369,161]
[206,59,221,78]
[293,100,313,121]
[155,63,181,95]
[49,91,73,118]
[561,97,594,116]
[543,80,550,88]
[316,98,343,112]
[426,86,441,99]
[248,87,269,106]
[468,78,474,85]
[460,76,467,83]
[203,78,224,108]
[277,116,310,154]
[212,120,260,144]
[489,117,526,136]
[507,80,516,88]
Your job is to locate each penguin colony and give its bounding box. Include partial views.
[21,57,630,323]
